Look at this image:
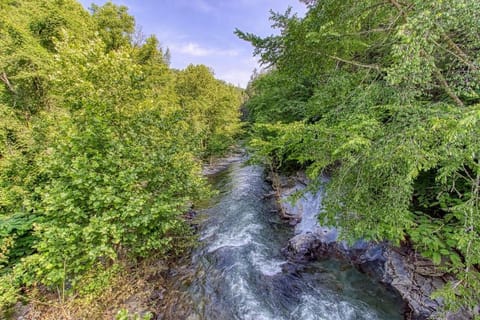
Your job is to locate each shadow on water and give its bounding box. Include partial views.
[162,160,404,320]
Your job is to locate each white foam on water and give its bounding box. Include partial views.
[249,250,286,276]
[231,277,276,320]
[207,224,263,253]
[293,294,380,320]
[207,234,253,253]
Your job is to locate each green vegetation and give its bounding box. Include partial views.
[237,0,479,314]
[0,0,241,314]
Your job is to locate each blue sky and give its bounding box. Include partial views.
[77,0,306,87]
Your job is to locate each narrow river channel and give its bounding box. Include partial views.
[166,159,404,320]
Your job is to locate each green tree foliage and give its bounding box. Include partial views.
[90,1,135,51]
[0,0,93,115]
[238,0,480,314]
[0,0,242,313]
[175,65,242,157]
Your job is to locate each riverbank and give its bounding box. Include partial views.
[9,151,246,320]
[270,171,473,320]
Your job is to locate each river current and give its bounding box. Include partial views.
[166,160,403,320]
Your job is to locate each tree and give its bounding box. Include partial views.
[239,0,480,314]
[175,65,242,156]
[90,1,135,51]
[163,47,171,66]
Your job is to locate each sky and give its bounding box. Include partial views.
[77,0,306,88]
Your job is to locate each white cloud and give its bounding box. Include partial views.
[171,42,239,57]
[217,69,254,88]
[212,56,259,88]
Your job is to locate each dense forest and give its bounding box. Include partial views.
[238,0,480,315]
[0,0,241,316]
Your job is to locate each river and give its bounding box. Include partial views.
[165,159,404,320]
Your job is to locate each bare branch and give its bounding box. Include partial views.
[442,33,478,72]
[434,69,464,107]
[328,55,381,71]
[389,0,407,20]
[342,27,394,37]
[0,72,15,93]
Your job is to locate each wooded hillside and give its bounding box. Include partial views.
[0,0,242,315]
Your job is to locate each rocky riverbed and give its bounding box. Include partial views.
[161,160,404,320]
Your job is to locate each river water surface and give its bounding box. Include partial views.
[167,160,404,320]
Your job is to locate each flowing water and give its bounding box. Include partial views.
[167,160,404,320]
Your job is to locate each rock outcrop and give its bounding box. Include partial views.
[275,172,472,320]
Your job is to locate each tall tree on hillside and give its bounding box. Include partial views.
[91,1,135,51]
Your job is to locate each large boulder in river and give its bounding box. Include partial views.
[284,233,320,260]
[284,230,387,283]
